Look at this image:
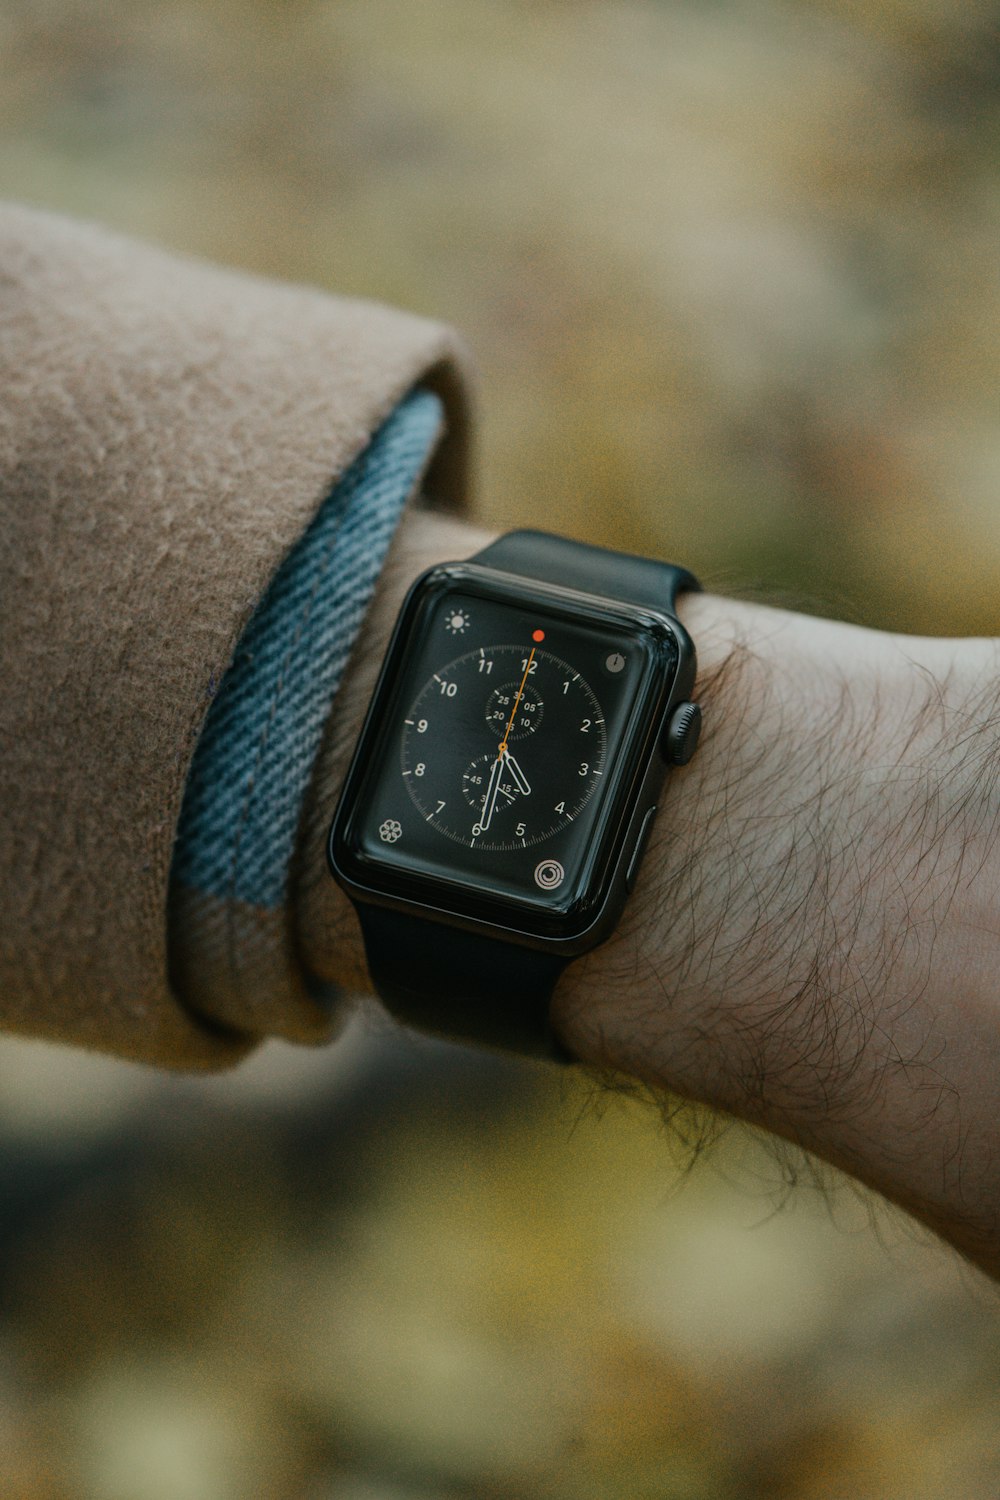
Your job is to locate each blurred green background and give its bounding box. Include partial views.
[2,1,1000,1495]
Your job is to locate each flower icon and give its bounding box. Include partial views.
[444,609,470,635]
[378,819,403,843]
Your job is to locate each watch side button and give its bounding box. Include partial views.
[626,805,658,894]
[664,701,702,766]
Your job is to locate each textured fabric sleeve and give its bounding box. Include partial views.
[168,389,442,1042]
[0,203,471,1069]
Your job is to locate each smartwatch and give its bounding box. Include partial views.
[328,529,701,1062]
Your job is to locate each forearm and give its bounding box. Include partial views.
[301,511,1000,1275]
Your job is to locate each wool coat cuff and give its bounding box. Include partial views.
[0,203,471,1069]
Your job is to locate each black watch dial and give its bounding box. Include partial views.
[335,576,680,923]
[402,643,606,851]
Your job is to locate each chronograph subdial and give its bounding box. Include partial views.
[484,681,543,740]
[462,753,519,815]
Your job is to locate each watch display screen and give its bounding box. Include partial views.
[335,570,679,931]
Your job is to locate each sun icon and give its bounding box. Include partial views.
[444,609,471,635]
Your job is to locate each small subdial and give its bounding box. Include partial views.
[485,681,543,741]
[462,753,519,815]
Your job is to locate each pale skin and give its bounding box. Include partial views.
[302,508,1000,1279]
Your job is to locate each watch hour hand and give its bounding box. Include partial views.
[479,752,504,831]
[501,748,531,796]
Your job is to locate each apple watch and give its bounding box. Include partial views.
[327,529,701,1061]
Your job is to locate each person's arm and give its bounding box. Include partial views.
[0,202,469,1067]
[298,509,1000,1279]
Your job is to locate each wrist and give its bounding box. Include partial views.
[300,517,1000,1269]
[552,599,1000,1269]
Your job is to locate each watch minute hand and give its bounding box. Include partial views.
[479,752,504,831]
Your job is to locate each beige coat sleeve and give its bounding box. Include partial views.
[0,203,471,1069]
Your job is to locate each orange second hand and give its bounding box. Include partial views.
[499,646,535,754]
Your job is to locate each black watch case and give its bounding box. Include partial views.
[328,561,697,959]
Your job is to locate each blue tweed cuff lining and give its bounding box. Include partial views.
[171,388,442,911]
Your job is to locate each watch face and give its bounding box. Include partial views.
[331,567,682,936]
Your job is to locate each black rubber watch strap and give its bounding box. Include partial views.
[474,529,700,615]
[359,906,571,1062]
[356,530,700,1063]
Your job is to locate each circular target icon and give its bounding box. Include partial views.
[533,859,565,890]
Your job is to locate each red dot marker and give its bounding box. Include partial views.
[532,628,545,642]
